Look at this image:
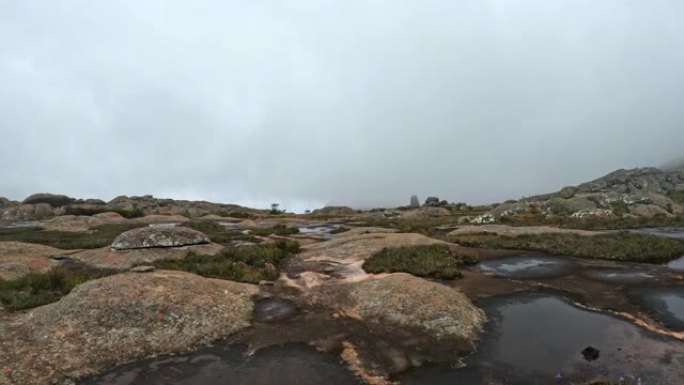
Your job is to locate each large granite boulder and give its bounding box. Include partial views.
[22,193,74,207]
[0,271,257,385]
[111,226,210,250]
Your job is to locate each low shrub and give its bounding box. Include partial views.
[182,221,260,245]
[362,244,476,279]
[0,264,116,310]
[449,232,684,263]
[153,240,300,284]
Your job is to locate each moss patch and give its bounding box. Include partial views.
[0,223,146,250]
[250,224,300,237]
[362,244,478,279]
[449,232,684,263]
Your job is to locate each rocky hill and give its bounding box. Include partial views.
[473,166,684,223]
[0,193,259,221]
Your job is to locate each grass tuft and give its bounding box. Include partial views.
[362,244,478,280]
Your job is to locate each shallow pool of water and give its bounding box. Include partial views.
[400,294,684,384]
[253,297,299,323]
[297,225,341,239]
[83,344,362,385]
[478,255,578,278]
[147,223,179,228]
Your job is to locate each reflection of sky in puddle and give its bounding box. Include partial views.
[495,259,557,272]
[0,221,43,229]
[661,294,684,322]
[478,256,575,278]
[632,228,684,241]
[667,256,684,271]
[148,223,179,228]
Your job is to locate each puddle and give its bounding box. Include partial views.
[253,297,299,323]
[82,344,362,385]
[148,223,179,228]
[667,256,684,272]
[634,287,684,331]
[297,225,341,239]
[582,269,659,284]
[400,294,684,385]
[631,228,684,241]
[478,255,578,278]
[0,220,43,229]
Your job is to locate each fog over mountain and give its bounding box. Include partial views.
[2,0,683,212]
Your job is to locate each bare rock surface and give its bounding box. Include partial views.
[110,226,210,250]
[73,243,223,270]
[0,270,257,385]
[22,193,74,207]
[42,215,106,232]
[448,224,603,237]
[0,242,64,280]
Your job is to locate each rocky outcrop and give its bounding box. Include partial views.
[108,195,255,218]
[311,206,357,216]
[42,215,106,232]
[1,203,55,221]
[0,242,64,280]
[22,193,74,207]
[340,274,484,343]
[110,226,210,250]
[0,271,257,385]
[73,243,223,270]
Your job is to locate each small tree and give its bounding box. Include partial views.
[270,203,281,215]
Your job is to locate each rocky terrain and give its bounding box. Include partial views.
[1,166,684,385]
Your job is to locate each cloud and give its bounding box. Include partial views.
[2,0,683,211]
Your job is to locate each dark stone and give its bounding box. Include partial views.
[424,197,440,207]
[581,346,600,361]
[410,195,420,208]
[23,193,75,207]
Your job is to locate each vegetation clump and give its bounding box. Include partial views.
[362,244,478,279]
[0,223,145,249]
[449,232,684,263]
[0,264,115,310]
[153,240,300,284]
[330,226,351,234]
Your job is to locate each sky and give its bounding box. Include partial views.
[2,0,684,212]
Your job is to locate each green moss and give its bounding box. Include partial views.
[153,241,299,284]
[362,244,478,279]
[0,223,146,249]
[668,191,684,205]
[0,265,116,310]
[449,232,684,263]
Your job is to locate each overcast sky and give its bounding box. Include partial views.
[2,1,683,212]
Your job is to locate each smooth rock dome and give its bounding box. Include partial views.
[111,226,210,250]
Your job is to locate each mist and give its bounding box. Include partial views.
[2,0,684,212]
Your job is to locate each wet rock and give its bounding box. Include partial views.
[111,226,210,250]
[478,255,579,279]
[582,346,600,361]
[0,271,258,385]
[253,297,299,323]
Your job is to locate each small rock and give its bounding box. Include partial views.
[130,265,155,273]
[581,346,600,361]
